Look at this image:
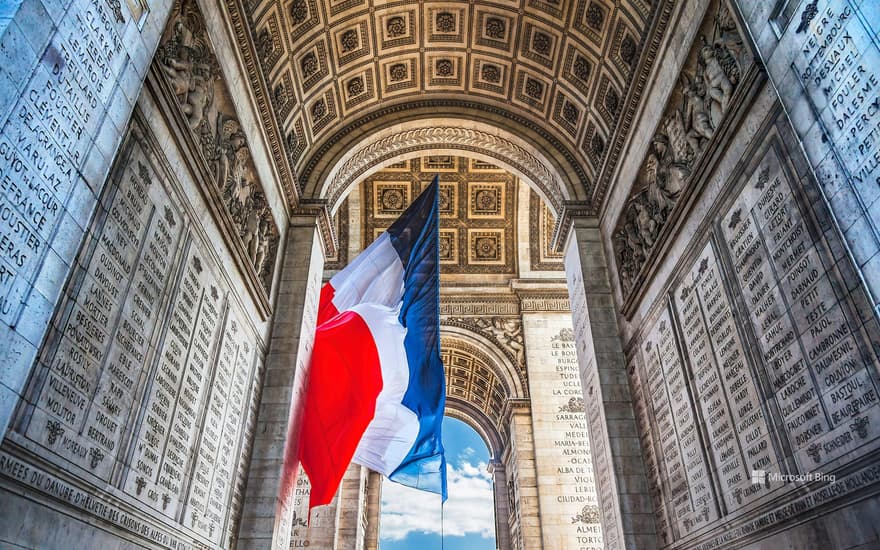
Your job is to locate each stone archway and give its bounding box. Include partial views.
[440,331,520,550]
[316,119,575,216]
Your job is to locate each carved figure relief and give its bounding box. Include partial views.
[444,316,525,367]
[612,1,747,296]
[158,0,279,293]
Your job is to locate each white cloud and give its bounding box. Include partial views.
[380,461,495,541]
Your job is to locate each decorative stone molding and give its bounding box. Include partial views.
[550,200,593,252]
[529,192,565,271]
[518,292,571,312]
[440,296,520,316]
[501,398,532,424]
[591,0,675,207]
[290,199,338,260]
[324,126,567,214]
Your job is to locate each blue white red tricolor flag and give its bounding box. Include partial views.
[288,177,447,510]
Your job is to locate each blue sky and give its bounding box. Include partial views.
[379,417,496,550]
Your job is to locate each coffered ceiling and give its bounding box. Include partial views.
[222,0,668,210]
[361,155,518,275]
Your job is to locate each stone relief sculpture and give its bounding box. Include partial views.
[157,0,279,293]
[443,316,525,367]
[559,397,585,413]
[613,1,746,296]
[572,504,600,524]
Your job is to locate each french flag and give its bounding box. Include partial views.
[297,178,447,509]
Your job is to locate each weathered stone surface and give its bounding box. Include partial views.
[742,0,880,312]
[2,119,268,548]
[624,126,880,549]
[0,0,173,440]
[522,316,603,550]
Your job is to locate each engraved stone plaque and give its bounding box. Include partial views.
[183,306,257,542]
[721,147,880,470]
[123,244,225,518]
[627,356,672,545]
[522,319,603,550]
[628,134,880,548]
[791,2,880,217]
[640,308,719,536]
[24,146,183,480]
[8,126,266,547]
[0,0,128,328]
[672,243,779,510]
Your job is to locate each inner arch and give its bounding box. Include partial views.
[378,416,498,550]
[314,117,581,216]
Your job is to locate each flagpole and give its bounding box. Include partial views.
[436,175,444,550]
[441,499,445,550]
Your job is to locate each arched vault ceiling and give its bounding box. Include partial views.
[224,0,671,210]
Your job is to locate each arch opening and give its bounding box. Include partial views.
[378,416,498,550]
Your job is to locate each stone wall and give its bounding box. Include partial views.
[521,314,603,550]
[0,1,287,548]
[598,0,880,548]
[740,0,880,315]
[0,0,172,440]
[0,103,271,550]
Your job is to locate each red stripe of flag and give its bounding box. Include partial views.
[299,298,384,508]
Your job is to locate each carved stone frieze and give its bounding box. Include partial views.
[519,292,571,312]
[612,0,750,298]
[443,316,525,369]
[157,0,279,293]
[440,296,520,316]
[327,127,565,213]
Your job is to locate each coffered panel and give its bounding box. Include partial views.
[361,156,518,275]
[226,0,667,211]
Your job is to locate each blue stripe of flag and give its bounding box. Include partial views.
[385,176,447,500]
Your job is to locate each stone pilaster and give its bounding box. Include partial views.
[363,470,382,550]
[237,213,326,549]
[563,216,658,550]
[489,459,513,550]
[506,399,542,550]
[521,310,603,550]
[334,464,367,550]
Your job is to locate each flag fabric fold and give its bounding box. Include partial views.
[297,177,447,509]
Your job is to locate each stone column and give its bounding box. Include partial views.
[363,470,382,550]
[237,210,326,549]
[563,215,658,550]
[520,309,603,550]
[488,459,513,550]
[334,463,367,549]
[505,399,542,550]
